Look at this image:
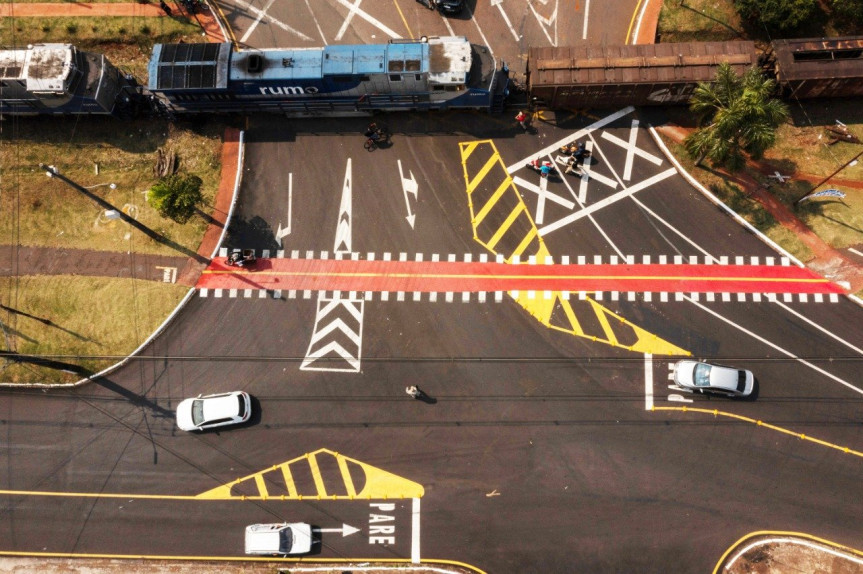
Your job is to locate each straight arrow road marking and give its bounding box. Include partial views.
[314,524,361,537]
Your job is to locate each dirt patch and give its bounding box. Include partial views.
[725,538,863,574]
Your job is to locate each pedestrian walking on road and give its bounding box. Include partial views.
[515,110,528,131]
[406,385,422,399]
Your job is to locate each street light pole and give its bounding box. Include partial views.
[39,164,208,263]
[794,149,863,205]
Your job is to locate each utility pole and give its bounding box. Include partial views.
[40,164,208,262]
[794,149,863,206]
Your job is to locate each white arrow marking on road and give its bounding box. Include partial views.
[668,394,694,403]
[527,0,559,45]
[314,524,361,537]
[275,172,293,247]
[398,160,418,229]
[334,160,352,253]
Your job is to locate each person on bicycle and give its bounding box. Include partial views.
[365,123,381,141]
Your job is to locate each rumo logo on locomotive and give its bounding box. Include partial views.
[1,36,861,117]
[258,86,319,95]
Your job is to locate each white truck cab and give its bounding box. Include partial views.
[244,522,313,556]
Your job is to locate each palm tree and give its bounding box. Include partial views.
[684,63,790,172]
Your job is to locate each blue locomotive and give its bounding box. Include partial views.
[0,43,138,116]
[147,36,508,115]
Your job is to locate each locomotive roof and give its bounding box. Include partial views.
[529,41,756,87]
[773,36,863,81]
[148,37,473,91]
[0,43,74,93]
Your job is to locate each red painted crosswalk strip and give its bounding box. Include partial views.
[196,258,845,295]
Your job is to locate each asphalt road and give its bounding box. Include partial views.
[2,1,863,573]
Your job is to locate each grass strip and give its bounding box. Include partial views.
[0,275,189,384]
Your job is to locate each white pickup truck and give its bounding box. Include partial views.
[244,523,313,556]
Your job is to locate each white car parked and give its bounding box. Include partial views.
[176,391,251,431]
[245,522,313,556]
[673,360,755,398]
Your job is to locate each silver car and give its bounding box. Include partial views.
[673,361,755,398]
[176,391,252,431]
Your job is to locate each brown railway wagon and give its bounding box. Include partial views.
[528,41,756,109]
[773,37,863,99]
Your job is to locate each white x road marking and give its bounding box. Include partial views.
[538,168,677,236]
[334,0,402,41]
[601,125,664,178]
[237,0,312,43]
[512,173,575,225]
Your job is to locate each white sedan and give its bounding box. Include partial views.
[673,361,755,398]
[176,391,252,431]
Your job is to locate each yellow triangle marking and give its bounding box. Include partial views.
[196,449,424,500]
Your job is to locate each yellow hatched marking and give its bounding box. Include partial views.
[511,226,538,259]
[466,153,500,194]
[559,294,585,336]
[486,203,526,251]
[589,299,620,346]
[308,452,327,497]
[460,138,690,357]
[281,464,298,498]
[337,456,358,498]
[473,176,512,227]
[459,140,481,158]
[254,474,268,499]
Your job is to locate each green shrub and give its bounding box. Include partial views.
[734,0,817,34]
[148,173,204,224]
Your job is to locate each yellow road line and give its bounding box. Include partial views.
[652,406,863,458]
[0,551,488,573]
[211,1,238,47]
[713,531,863,574]
[625,0,646,44]
[0,490,198,500]
[202,269,832,285]
[392,0,413,39]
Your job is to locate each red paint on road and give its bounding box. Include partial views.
[197,258,845,295]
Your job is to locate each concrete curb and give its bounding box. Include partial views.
[647,125,863,309]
